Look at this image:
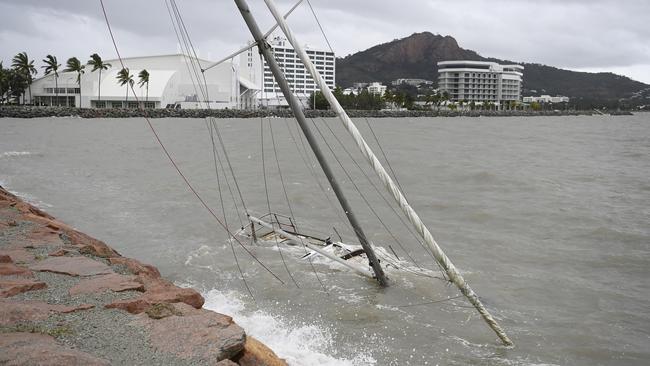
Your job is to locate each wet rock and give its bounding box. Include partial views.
[133,303,246,362]
[0,278,47,298]
[235,336,288,366]
[69,273,144,295]
[30,256,113,277]
[0,299,94,325]
[0,332,110,366]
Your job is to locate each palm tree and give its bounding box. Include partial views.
[137,69,150,104]
[383,89,394,109]
[42,55,61,106]
[0,62,7,104]
[116,67,134,107]
[11,52,37,104]
[87,53,111,106]
[64,57,85,108]
[393,92,405,109]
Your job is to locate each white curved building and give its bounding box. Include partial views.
[28,54,258,109]
[437,60,524,108]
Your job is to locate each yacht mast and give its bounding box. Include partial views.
[262,0,513,346]
[233,0,389,286]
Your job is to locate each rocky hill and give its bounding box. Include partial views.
[336,32,648,103]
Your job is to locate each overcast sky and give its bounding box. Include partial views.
[1,0,648,84]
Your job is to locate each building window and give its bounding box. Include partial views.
[95,101,106,108]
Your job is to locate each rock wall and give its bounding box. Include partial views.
[0,185,287,365]
[0,105,632,119]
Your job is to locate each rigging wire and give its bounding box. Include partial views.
[309,118,422,267]
[167,0,272,287]
[362,117,408,196]
[169,0,252,227]
[282,117,353,239]
[166,0,326,291]
[99,0,285,290]
[395,295,462,309]
[205,119,241,228]
[206,118,253,298]
[320,118,449,277]
[278,0,446,276]
[305,0,334,54]
[164,0,204,107]
[268,117,329,293]
[209,118,248,227]
[261,117,300,288]
[168,0,209,105]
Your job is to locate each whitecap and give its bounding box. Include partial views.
[1,151,32,158]
[203,289,376,366]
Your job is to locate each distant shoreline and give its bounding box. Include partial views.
[0,105,633,119]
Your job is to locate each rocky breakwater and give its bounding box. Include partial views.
[0,185,286,365]
[0,105,633,119]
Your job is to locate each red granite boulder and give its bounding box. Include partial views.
[0,332,110,366]
[0,278,47,298]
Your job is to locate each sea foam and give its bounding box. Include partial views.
[1,151,32,158]
[202,289,376,366]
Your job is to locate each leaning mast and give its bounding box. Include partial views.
[233,0,389,286]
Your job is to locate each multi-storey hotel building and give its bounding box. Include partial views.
[437,61,524,108]
[242,36,335,107]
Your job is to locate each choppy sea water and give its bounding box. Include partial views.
[1,115,649,365]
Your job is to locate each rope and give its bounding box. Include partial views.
[99,0,285,289]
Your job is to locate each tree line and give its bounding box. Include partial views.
[0,52,150,107]
[309,87,534,111]
[310,87,456,110]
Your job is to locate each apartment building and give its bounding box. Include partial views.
[437,61,523,108]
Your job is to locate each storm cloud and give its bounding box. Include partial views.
[1,0,648,83]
